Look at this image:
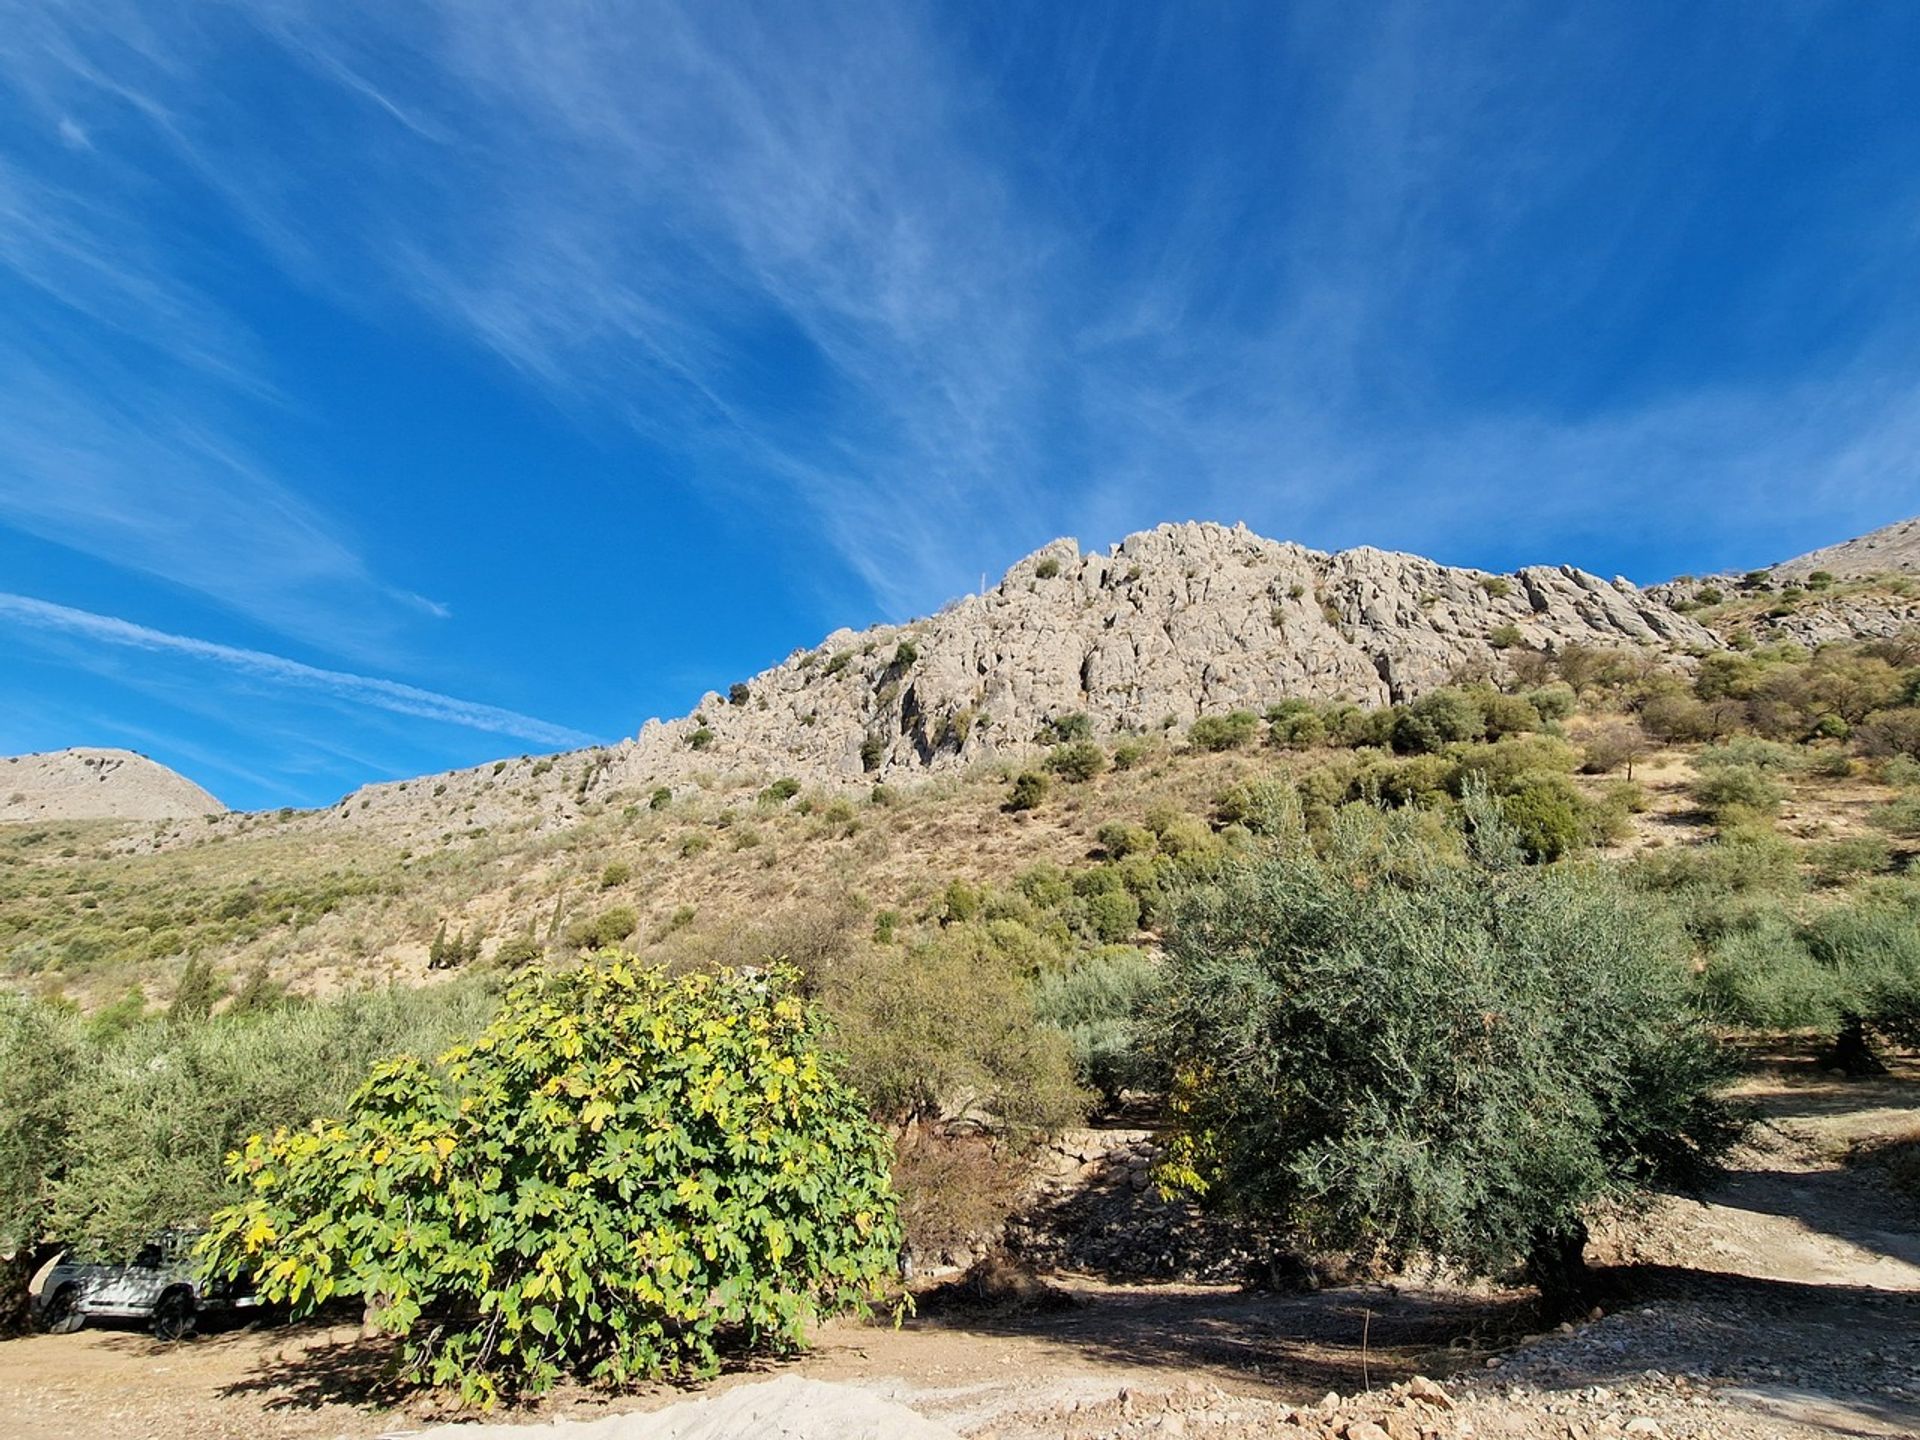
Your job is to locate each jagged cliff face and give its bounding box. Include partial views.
[132,521,1736,845]
[0,748,227,822]
[587,521,1713,789]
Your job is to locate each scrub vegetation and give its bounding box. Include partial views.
[4,623,1920,1392]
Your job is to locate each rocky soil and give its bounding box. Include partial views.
[0,747,226,822]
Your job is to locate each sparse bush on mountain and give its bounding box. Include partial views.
[493,934,543,968]
[1006,770,1050,811]
[1187,710,1261,752]
[203,961,903,1403]
[565,906,638,950]
[1040,711,1093,744]
[1044,740,1107,782]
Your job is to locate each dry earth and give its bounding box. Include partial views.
[2,1055,1914,1440]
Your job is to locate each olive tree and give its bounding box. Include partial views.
[1152,806,1741,1307]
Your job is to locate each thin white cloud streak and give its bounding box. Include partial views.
[0,592,595,749]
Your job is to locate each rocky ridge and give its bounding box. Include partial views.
[305,521,1715,839]
[0,748,226,823]
[1769,514,1920,581]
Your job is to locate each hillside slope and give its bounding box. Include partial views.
[0,748,226,822]
[1771,514,1920,581]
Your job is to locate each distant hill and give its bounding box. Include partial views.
[0,748,227,822]
[1770,514,1920,581]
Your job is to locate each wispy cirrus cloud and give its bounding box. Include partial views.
[0,592,594,749]
[1,0,1916,624]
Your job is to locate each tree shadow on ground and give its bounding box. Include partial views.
[209,1322,413,1413]
[911,1276,1539,1393]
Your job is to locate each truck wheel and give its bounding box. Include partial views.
[41,1284,84,1335]
[151,1287,197,1342]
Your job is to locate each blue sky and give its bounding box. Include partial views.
[2,2,1917,810]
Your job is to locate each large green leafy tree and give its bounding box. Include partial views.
[203,959,903,1404]
[1152,808,1742,1306]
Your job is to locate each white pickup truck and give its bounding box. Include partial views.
[33,1230,257,1340]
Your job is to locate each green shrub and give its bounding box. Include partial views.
[820,928,1084,1135]
[1805,904,1920,1051]
[168,953,227,1021]
[600,861,632,889]
[1153,808,1740,1300]
[493,934,544,968]
[1034,557,1062,580]
[1808,835,1893,887]
[1268,701,1328,749]
[1696,915,1843,1031]
[1528,683,1578,722]
[1096,822,1156,859]
[1480,575,1513,598]
[1188,711,1261,752]
[566,906,638,950]
[1006,770,1051,812]
[1081,888,1141,943]
[649,786,673,811]
[1044,740,1107,782]
[892,640,918,668]
[1476,691,1541,738]
[1489,623,1524,650]
[1040,712,1094,744]
[1033,950,1166,1107]
[859,735,886,772]
[940,879,984,924]
[760,777,802,804]
[1697,737,1806,773]
[1110,740,1148,771]
[42,982,500,1257]
[1691,765,1786,825]
[686,727,715,751]
[1868,793,1920,838]
[727,682,751,706]
[0,994,82,1254]
[204,963,902,1402]
[1498,773,1592,862]
[1212,779,1304,836]
[1393,688,1487,753]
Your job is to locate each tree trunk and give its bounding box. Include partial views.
[1824,1014,1887,1077]
[1524,1218,1591,1317]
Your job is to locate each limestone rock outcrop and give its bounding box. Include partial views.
[598,521,1715,789]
